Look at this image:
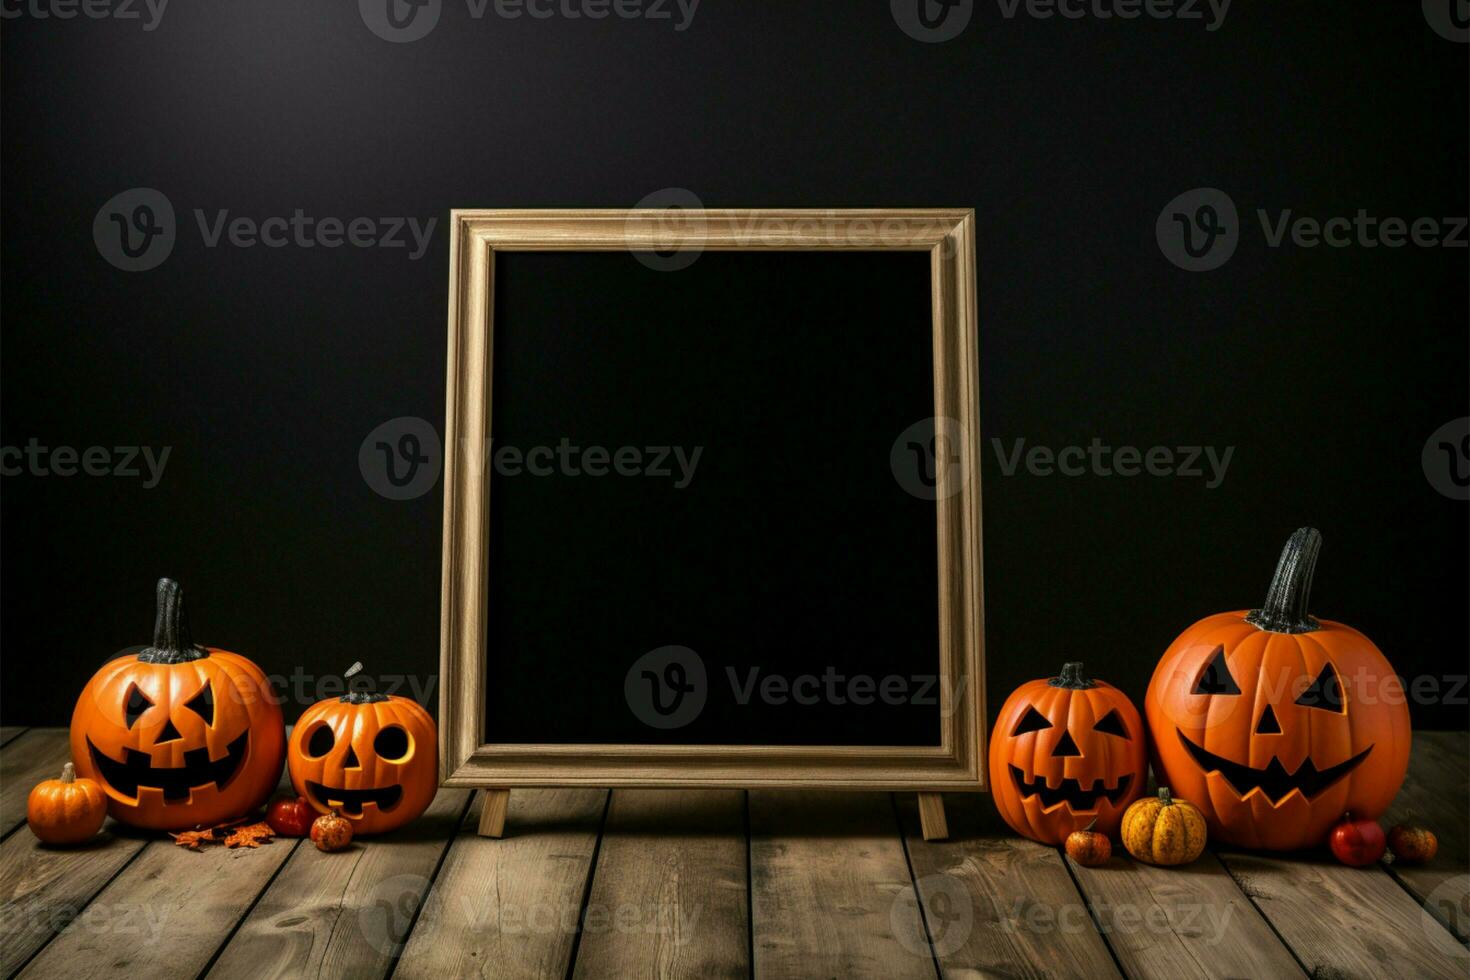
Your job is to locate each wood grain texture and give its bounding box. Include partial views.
[394,788,608,980]
[1067,852,1303,978]
[750,790,934,980]
[1220,850,1469,980]
[18,764,297,979]
[0,821,149,975]
[440,209,985,793]
[917,793,949,841]
[205,788,472,980]
[572,790,747,980]
[1,728,73,837]
[20,834,302,978]
[0,726,28,748]
[1384,731,1469,941]
[899,792,1120,979]
[477,788,509,838]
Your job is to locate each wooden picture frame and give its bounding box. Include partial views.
[439,209,983,837]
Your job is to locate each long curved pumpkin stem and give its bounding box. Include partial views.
[138,578,208,664]
[1246,527,1322,634]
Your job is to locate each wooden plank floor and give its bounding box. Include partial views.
[1,728,1465,979]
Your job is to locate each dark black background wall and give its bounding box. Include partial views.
[2,2,1467,731]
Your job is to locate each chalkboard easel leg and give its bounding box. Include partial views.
[477,788,510,838]
[917,792,948,841]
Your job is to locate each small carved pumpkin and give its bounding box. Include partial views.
[69,579,285,831]
[287,679,436,836]
[1145,528,1411,850]
[28,763,107,845]
[988,662,1147,844]
[1121,787,1208,866]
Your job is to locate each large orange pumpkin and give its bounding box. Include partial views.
[70,579,285,831]
[287,688,436,836]
[989,662,1147,844]
[1145,528,1411,850]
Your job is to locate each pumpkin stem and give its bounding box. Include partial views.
[137,578,208,664]
[1158,787,1174,807]
[1084,818,1098,832]
[339,662,388,702]
[1049,662,1095,689]
[340,691,390,704]
[1246,527,1322,634]
[61,762,76,784]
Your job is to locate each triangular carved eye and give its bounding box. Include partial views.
[1192,646,1241,696]
[184,683,215,726]
[1295,663,1344,712]
[124,685,153,728]
[1093,708,1130,739]
[1011,706,1053,736]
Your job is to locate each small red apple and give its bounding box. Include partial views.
[266,796,315,838]
[1329,813,1386,867]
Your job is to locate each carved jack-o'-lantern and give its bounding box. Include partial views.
[287,685,437,836]
[988,662,1147,844]
[1145,528,1412,851]
[69,579,285,831]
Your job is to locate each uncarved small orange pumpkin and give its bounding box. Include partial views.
[288,681,437,836]
[988,662,1147,845]
[28,763,107,845]
[69,579,285,831]
[1121,787,1208,866]
[1145,528,1412,851]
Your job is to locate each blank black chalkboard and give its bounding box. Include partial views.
[482,249,941,747]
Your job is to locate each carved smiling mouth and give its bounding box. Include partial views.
[306,781,403,816]
[1008,765,1133,812]
[87,730,248,803]
[1177,730,1373,805]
